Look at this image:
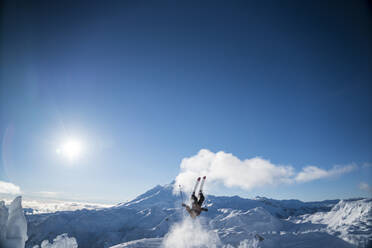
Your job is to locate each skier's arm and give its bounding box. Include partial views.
[184,205,192,214]
[182,203,191,212]
[201,207,208,212]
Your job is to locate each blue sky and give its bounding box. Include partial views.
[0,0,371,203]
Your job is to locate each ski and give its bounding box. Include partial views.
[199,176,206,193]
[192,177,201,194]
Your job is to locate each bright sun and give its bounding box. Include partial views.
[56,138,83,161]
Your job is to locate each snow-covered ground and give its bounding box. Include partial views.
[3,182,370,248]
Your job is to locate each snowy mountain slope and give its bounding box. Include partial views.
[205,195,338,219]
[26,186,180,248]
[253,196,339,217]
[208,202,361,248]
[211,207,282,241]
[24,182,371,248]
[26,207,154,248]
[209,207,281,247]
[110,206,357,248]
[25,183,184,247]
[116,183,176,210]
[291,198,372,247]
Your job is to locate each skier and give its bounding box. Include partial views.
[182,176,208,218]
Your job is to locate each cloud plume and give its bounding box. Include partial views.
[174,149,355,193]
[0,180,21,194]
[295,164,356,182]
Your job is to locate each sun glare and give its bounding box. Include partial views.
[57,138,83,161]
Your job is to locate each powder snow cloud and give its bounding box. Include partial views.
[0,180,21,194]
[163,217,221,248]
[174,149,356,193]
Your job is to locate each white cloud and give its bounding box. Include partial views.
[295,164,356,183]
[174,149,356,193]
[359,182,372,193]
[0,180,21,194]
[175,149,294,193]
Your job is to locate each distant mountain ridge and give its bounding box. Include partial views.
[115,182,339,219]
[25,182,371,248]
[115,182,338,213]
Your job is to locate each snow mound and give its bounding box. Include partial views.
[0,196,28,248]
[32,234,78,248]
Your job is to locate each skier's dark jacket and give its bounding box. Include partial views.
[182,192,208,218]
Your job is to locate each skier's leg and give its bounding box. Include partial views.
[191,193,198,204]
[193,177,201,195]
[198,192,205,205]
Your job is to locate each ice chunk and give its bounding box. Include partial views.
[0,200,9,242]
[0,196,28,248]
[33,234,78,248]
